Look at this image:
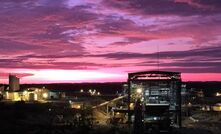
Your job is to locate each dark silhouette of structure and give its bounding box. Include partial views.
[133,99,144,134]
[9,74,20,91]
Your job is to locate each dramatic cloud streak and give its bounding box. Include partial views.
[0,0,221,83]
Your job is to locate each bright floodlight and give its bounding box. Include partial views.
[136,88,142,94]
[23,90,28,95]
[43,93,48,99]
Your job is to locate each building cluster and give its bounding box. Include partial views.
[0,74,103,110]
[0,75,64,102]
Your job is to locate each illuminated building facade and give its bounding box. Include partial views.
[4,87,61,102]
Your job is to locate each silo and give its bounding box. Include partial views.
[29,93,35,101]
[9,74,20,91]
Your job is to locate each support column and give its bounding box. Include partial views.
[128,78,131,126]
[177,80,182,127]
[106,104,109,114]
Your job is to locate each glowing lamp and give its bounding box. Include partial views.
[42,93,48,99]
[129,103,134,109]
[76,105,81,109]
[136,88,142,94]
[23,91,28,95]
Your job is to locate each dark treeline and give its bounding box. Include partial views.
[184,82,221,97]
[1,82,221,96]
[20,82,125,95]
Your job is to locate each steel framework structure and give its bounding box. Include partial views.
[127,70,182,127]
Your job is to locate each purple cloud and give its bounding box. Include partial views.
[0,0,221,82]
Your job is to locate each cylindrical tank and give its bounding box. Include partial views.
[29,93,35,101]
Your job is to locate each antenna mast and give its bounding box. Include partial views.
[157,44,160,71]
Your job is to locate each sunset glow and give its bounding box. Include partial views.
[22,70,124,83]
[0,0,221,83]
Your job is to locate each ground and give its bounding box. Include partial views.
[0,102,221,134]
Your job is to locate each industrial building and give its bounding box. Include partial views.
[3,87,63,102]
[127,70,182,132]
[3,75,61,102]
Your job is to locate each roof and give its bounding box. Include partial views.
[128,70,181,80]
[128,70,180,76]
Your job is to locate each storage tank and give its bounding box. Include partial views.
[29,93,35,101]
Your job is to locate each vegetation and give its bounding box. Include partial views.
[0,102,94,134]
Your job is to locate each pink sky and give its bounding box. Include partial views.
[0,0,221,83]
